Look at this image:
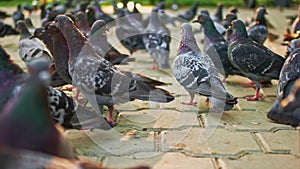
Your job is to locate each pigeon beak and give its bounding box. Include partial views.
[29,35,36,39]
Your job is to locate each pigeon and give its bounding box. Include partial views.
[115,9,146,54]
[0,45,78,128]
[31,24,72,85]
[173,23,237,112]
[291,4,300,33]
[16,20,53,65]
[53,14,174,123]
[23,3,34,15]
[93,0,114,24]
[85,6,97,27]
[267,39,300,127]
[12,4,25,28]
[221,13,237,29]
[0,59,74,159]
[0,10,11,19]
[75,11,90,37]
[143,7,171,69]
[40,4,47,20]
[0,45,28,111]
[26,59,78,128]
[0,20,19,37]
[177,1,199,22]
[227,20,285,101]
[227,6,239,14]
[212,2,223,23]
[247,7,268,44]
[286,38,300,57]
[158,9,177,27]
[89,20,134,65]
[198,10,226,36]
[192,13,244,80]
[41,7,58,27]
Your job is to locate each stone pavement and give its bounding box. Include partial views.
[0,5,299,169]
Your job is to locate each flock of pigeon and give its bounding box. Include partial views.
[1,0,300,167]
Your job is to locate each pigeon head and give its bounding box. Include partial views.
[199,9,210,17]
[255,7,268,22]
[53,14,75,30]
[225,13,237,22]
[229,19,248,41]
[90,20,108,36]
[287,38,300,54]
[16,20,30,39]
[75,11,86,23]
[228,6,239,14]
[26,58,52,85]
[193,13,211,24]
[179,23,200,53]
[30,27,45,39]
[152,7,159,13]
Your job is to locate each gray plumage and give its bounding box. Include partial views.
[17,20,52,65]
[173,23,237,112]
[143,8,171,69]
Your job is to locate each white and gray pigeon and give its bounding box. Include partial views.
[143,7,171,69]
[53,15,174,124]
[173,23,237,112]
[16,20,52,65]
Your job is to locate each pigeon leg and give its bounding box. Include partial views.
[149,62,158,69]
[108,106,116,124]
[182,94,197,105]
[247,83,263,101]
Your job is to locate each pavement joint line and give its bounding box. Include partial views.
[234,127,296,133]
[165,149,262,160]
[251,132,273,153]
[212,158,228,169]
[116,125,226,132]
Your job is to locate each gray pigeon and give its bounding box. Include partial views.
[143,7,171,69]
[173,23,237,112]
[53,15,174,124]
[16,20,52,65]
[89,20,134,65]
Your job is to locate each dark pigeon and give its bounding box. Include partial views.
[192,13,244,80]
[0,59,74,159]
[0,45,27,111]
[0,10,11,19]
[198,10,226,36]
[115,9,146,54]
[16,20,53,64]
[23,3,33,15]
[247,7,268,44]
[75,11,90,37]
[41,7,58,27]
[53,15,175,123]
[221,13,237,29]
[12,4,25,28]
[93,0,114,24]
[85,6,97,27]
[143,7,171,69]
[0,44,77,129]
[267,39,300,127]
[227,20,285,101]
[173,23,237,111]
[0,20,19,37]
[89,20,134,65]
[291,4,300,34]
[177,1,199,22]
[213,3,223,23]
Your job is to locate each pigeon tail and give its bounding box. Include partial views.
[129,81,174,103]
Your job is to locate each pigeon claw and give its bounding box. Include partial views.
[182,101,197,106]
[246,95,264,101]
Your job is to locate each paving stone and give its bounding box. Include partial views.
[223,154,299,169]
[220,110,293,132]
[261,130,299,155]
[103,152,215,169]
